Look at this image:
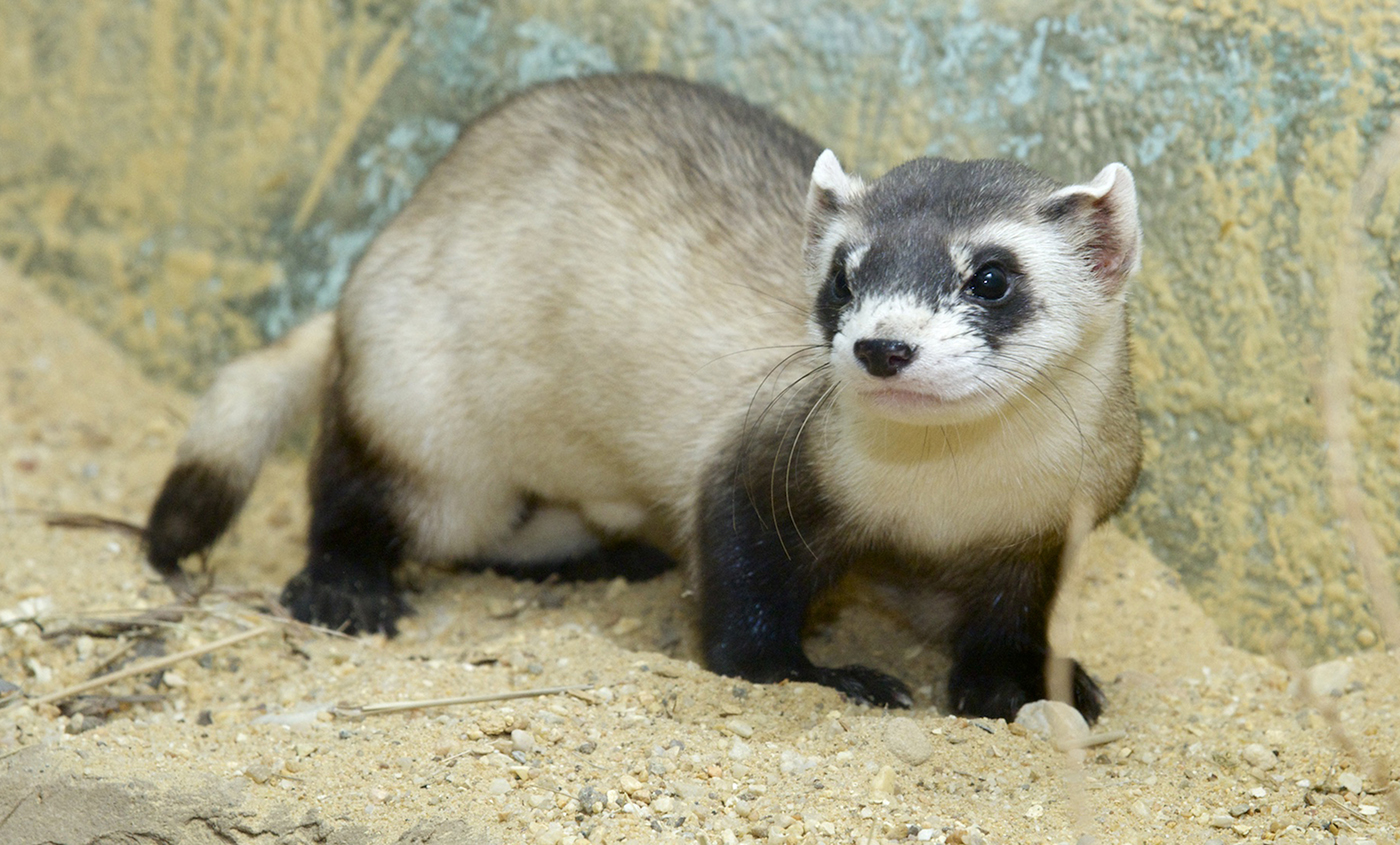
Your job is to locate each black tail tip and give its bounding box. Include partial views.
[144,461,245,576]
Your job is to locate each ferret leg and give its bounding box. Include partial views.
[696,489,912,708]
[279,395,409,635]
[946,545,1104,722]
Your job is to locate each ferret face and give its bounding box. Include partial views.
[803,154,1140,426]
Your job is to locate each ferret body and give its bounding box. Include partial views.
[146,73,1142,719]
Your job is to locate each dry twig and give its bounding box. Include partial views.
[1321,118,1400,652]
[9,626,270,710]
[336,683,595,718]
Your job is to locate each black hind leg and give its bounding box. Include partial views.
[280,395,409,635]
[946,543,1104,723]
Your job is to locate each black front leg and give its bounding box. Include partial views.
[946,542,1103,722]
[280,390,409,635]
[696,465,911,708]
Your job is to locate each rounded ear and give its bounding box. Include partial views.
[809,150,856,213]
[1039,163,1142,295]
[804,150,863,264]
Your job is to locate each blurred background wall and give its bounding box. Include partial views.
[2,0,1398,661]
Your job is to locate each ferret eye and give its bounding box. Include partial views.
[965,264,1012,303]
[829,264,852,304]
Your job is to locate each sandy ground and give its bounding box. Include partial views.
[1,262,1398,845]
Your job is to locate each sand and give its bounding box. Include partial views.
[1,262,1397,844]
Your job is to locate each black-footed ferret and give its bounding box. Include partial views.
[145,73,1142,721]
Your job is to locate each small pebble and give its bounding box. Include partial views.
[1014,700,1090,747]
[870,764,897,798]
[1241,743,1276,771]
[511,729,537,754]
[577,785,605,814]
[244,763,273,784]
[1302,660,1351,697]
[1338,772,1364,794]
[728,738,752,761]
[883,716,934,766]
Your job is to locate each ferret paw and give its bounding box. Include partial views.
[948,658,1104,723]
[807,664,914,709]
[279,571,410,636]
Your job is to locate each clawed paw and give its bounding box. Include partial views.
[808,664,914,709]
[279,571,410,636]
[948,657,1103,723]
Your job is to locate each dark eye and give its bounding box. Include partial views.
[829,264,852,304]
[965,263,1012,302]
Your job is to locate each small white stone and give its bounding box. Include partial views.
[1025,803,1044,819]
[511,729,537,754]
[728,738,752,761]
[1300,660,1351,697]
[883,716,934,766]
[779,749,816,774]
[1014,700,1090,747]
[1241,743,1276,771]
[870,764,897,798]
[725,718,754,738]
[1338,772,1364,794]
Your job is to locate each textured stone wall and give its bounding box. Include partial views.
[3,0,1398,659]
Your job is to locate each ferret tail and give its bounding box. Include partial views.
[144,312,336,577]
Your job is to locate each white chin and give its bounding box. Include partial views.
[854,387,994,424]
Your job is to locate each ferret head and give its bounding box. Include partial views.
[803,151,1141,426]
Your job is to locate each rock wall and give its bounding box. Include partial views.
[3,0,1398,659]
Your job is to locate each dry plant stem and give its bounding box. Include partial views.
[344,683,595,717]
[1047,497,1096,839]
[1281,648,1400,820]
[1322,118,1400,653]
[15,626,270,709]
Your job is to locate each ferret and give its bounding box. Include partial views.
[144,73,1142,721]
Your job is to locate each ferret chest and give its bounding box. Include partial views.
[823,411,1084,558]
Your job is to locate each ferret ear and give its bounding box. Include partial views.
[805,150,863,255]
[1040,163,1141,296]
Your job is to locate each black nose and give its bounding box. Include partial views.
[853,338,916,378]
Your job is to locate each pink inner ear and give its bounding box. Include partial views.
[1095,252,1127,279]
[1084,203,1134,293]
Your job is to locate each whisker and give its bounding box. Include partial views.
[698,343,822,372]
[730,347,825,535]
[782,380,840,561]
[760,365,832,560]
[717,280,808,315]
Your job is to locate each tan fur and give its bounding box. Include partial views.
[173,74,1140,579]
[178,312,335,494]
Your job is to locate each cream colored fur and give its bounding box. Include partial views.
[174,76,1140,574]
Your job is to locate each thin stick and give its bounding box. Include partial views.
[1046,496,1097,840]
[41,511,147,539]
[1280,647,1400,820]
[1321,117,1400,652]
[342,683,594,717]
[13,626,270,709]
[88,638,139,676]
